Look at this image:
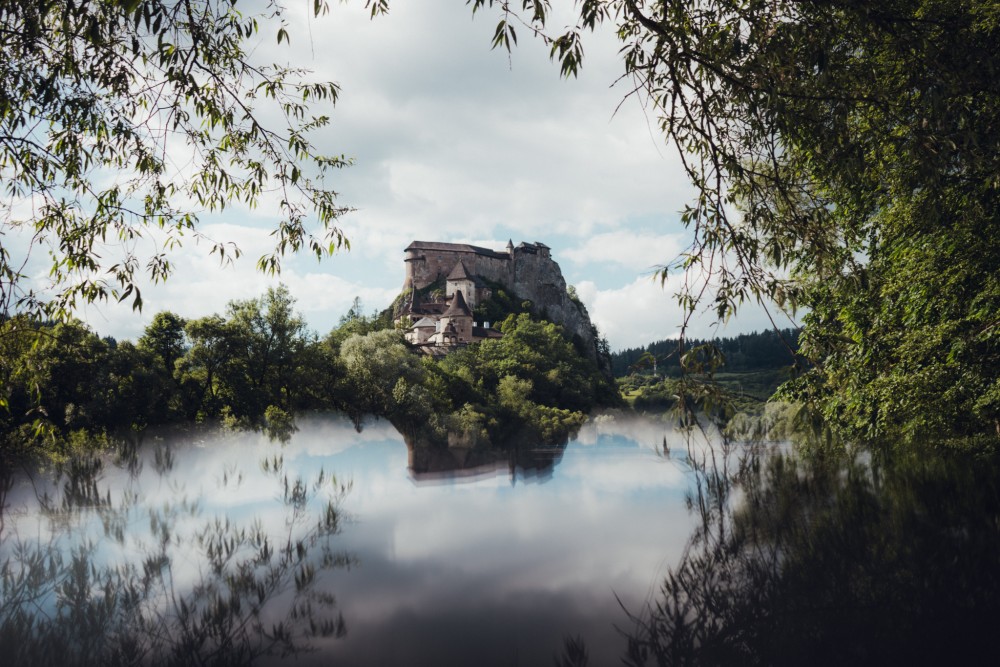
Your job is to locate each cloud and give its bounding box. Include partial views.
[16,0,776,347]
[576,277,680,350]
[286,1,693,239]
[578,273,787,351]
[72,222,399,340]
[563,230,687,272]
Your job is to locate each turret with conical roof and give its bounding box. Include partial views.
[445,259,480,309]
[443,289,472,318]
[438,290,473,343]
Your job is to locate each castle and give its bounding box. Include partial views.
[397,240,598,358]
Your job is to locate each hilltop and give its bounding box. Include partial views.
[390,240,610,375]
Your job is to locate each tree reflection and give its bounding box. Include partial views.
[0,438,353,666]
[623,441,1000,666]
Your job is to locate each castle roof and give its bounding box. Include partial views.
[472,326,504,339]
[442,290,472,318]
[514,241,549,253]
[447,260,471,281]
[406,240,510,260]
[411,317,436,329]
[446,260,489,288]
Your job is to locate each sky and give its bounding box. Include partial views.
[38,0,792,351]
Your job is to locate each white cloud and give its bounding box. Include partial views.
[564,230,687,272]
[15,0,777,347]
[72,223,400,340]
[578,273,788,351]
[577,277,680,350]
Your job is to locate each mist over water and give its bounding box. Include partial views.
[1,413,706,666]
[6,413,1000,665]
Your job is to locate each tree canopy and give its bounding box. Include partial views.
[4,0,998,445]
[0,0,371,319]
[473,0,1000,444]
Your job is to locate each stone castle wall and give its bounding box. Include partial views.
[402,241,600,361]
[405,246,511,290]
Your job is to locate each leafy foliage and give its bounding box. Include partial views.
[332,313,611,446]
[0,285,342,457]
[468,1,1000,445]
[1,287,617,459]
[623,440,1000,666]
[0,0,355,320]
[470,278,534,325]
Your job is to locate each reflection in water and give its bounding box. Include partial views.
[621,442,1000,666]
[0,432,352,666]
[404,432,568,485]
[2,413,703,666]
[8,414,999,665]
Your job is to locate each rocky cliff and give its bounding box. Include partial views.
[401,240,608,373]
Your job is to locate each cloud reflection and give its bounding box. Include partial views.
[4,413,701,666]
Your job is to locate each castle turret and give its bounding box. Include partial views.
[446,260,478,309]
[438,290,473,344]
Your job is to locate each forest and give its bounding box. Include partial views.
[610,328,802,377]
[2,1,1000,664]
[0,286,617,460]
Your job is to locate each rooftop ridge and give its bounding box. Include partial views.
[406,240,510,260]
[447,259,471,281]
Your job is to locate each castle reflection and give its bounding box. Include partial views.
[404,432,568,485]
[2,413,692,667]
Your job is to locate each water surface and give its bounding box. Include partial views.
[2,413,705,666]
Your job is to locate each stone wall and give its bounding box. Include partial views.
[402,241,604,367]
[404,243,511,290]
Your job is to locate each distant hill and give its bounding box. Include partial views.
[611,328,802,378]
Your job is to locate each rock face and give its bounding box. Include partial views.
[403,240,604,366]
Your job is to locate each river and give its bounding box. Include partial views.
[1,412,712,666]
[5,413,999,665]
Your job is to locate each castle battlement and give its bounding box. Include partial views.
[398,239,600,362]
[403,240,551,290]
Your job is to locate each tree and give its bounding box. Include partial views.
[0,0,389,320]
[324,296,394,352]
[338,329,424,417]
[137,311,187,373]
[443,313,615,413]
[174,285,328,422]
[176,314,232,418]
[469,0,1000,444]
[224,284,314,416]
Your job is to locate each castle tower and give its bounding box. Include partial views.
[438,289,473,344]
[446,260,478,310]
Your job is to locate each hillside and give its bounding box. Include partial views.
[611,328,802,377]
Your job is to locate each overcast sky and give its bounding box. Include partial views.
[56,0,793,351]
